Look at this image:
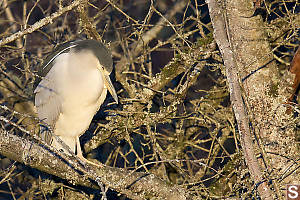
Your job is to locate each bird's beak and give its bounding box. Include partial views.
[103,74,118,104]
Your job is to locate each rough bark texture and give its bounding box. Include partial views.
[206,0,299,199]
[206,0,273,199]
[224,0,299,193]
[0,129,187,200]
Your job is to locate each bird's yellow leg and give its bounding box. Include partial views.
[76,136,103,168]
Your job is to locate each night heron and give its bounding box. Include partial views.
[34,39,118,164]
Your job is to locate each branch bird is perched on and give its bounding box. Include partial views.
[34,40,118,164]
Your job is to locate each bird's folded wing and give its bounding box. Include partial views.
[34,67,62,128]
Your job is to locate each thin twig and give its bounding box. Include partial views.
[0,0,81,47]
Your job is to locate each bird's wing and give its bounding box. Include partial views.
[34,63,63,127]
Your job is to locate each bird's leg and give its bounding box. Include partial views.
[76,136,84,158]
[76,136,103,168]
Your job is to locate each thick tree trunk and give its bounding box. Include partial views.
[206,0,299,199]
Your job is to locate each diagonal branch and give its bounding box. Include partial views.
[0,128,187,200]
[0,0,81,47]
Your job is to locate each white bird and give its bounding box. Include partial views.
[34,40,118,164]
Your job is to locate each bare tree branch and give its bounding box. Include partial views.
[0,0,298,198]
[0,0,81,47]
[0,128,188,200]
